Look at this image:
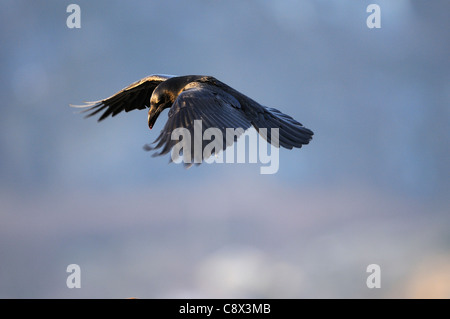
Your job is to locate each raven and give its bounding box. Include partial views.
[72,74,313,165]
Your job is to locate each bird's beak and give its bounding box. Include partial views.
[148,106,158,130]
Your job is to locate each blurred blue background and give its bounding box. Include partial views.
[0,0,449,298]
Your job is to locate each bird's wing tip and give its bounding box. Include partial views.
[69,103,85,108]
[69,100,101,108]
[143,144,154,151]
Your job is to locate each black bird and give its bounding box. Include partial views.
[72,74,313,165]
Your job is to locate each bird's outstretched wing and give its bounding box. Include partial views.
[211,79,313,149]
[145,82,252,167]
[250,105,314,149]
[71,74,174,121]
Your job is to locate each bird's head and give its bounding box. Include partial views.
[148,75,203,129]
[148,87,174,130]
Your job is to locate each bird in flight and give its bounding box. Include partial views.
[72,74,313,166]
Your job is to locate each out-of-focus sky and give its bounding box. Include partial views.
[0,0,449,298]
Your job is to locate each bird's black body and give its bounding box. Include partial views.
[72,74,313,165]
